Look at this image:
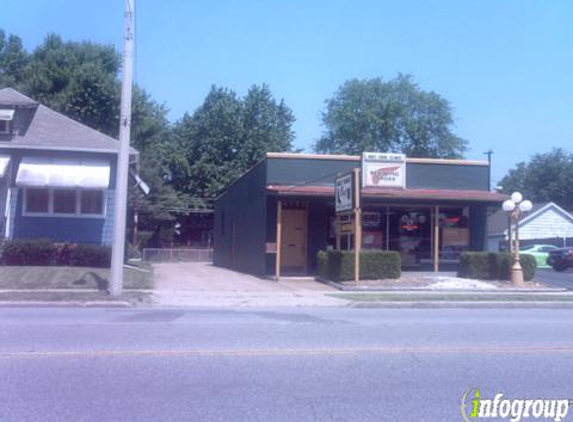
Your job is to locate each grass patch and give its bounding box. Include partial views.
[0,290,152,305]
[329,293,573,302]
[0,265,154,290]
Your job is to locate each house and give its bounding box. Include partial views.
[487,202,573,251]
[213,152,507,277]
[0,87,137,245]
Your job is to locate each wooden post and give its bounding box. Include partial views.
[275,200,282,281]
[433,205,440,272]
[353,168,361,285]
[335,216,341,250]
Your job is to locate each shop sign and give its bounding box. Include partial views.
[340,220,354,235]
[335,172,354,213]
[362,152,406,188]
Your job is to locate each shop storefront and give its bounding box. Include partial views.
[213,152,506,277]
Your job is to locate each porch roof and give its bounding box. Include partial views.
[267,185,508,203]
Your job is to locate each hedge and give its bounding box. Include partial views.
[1,240,111,268]
[317,250,401,281]
[1,239,56,266]
[458,252,536,281]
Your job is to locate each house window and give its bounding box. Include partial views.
[53,190,76,214]
[24,188,105,217]
[80,190,104,215]
[0,120,10,134]
[25,188,49,213]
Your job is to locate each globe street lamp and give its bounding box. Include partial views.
[502,192,533,285]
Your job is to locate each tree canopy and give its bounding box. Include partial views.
[499,148,573,210]
[171,84,295,198]
[315,74,468,158]
[0,30,181,230]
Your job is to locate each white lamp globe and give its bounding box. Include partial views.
[511,192,523,204]
[502,199,516,212]
[519,200,533,212]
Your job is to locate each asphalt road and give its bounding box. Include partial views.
[2,307,573,422]
[536,268,573,289]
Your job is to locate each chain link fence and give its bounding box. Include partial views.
[142,248,213,263]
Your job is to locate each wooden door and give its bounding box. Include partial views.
[281,209,307,273]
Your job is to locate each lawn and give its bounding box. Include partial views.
[0,263,153,290]
[329,292,573,302]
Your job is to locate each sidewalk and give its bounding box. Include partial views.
[0,262,569,308]
[149,262,571,308]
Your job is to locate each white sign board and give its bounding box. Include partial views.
[362,152,406,188]
[335,172,353,213]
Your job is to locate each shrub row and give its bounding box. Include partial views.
[317,250,401,281]
[458,252,536,281]
[1,239,111,268]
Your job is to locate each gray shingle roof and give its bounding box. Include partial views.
[488,202,549,235]
[0,87,38,107]
[0,87,136,154]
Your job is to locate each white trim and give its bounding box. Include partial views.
[0,109,15,121]
[519,202,573,228]
[23,187,106,218]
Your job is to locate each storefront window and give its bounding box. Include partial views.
[439,207,470,261]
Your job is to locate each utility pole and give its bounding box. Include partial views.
[484,149,493,191]
[110,0,135,297]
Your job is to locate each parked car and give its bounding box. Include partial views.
[547,247,573,272]
[519,244,559,268]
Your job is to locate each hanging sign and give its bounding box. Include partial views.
[335,172,354,214]
[362,152,406,188]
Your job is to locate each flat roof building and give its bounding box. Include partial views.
[214,152,507,278]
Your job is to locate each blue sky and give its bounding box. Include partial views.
[2,0,572,188]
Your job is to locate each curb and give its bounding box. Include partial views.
[0,301,132,308]
[349,301,573,309]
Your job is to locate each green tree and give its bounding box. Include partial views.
[172,84,295,198]
[316,74,468,158]
[0,30,184,239]
[499,148,573,210]
[16,34,121,137]
[0,30,28,87]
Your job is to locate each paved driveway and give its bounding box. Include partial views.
[535,268,573,289]
[152,262,342,307]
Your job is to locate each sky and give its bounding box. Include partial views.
[2,0,572,188]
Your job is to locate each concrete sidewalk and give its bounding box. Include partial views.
[152,262,346,307]
[149,262,567,308]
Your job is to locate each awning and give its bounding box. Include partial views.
[0,155,10,178]
[16,157,110,188]
[267,185,508,203]
[0,109,15,121]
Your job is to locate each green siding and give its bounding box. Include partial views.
[267,157,358,186]
[407,163,489,191]
[213,161,268,275]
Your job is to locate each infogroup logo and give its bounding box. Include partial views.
[460,388,571,422]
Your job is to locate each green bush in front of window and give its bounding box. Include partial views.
[1,239,56,265]
[69,244,111,268]
[1,240,111,268]
[458,252,536,281]
[316,250,401,281]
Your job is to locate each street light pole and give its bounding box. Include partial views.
[110,0,135,297]
[502,192,532,286]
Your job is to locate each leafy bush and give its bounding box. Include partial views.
[317,250,328,279]
[1,239,56,265]
[458,252,536,281]
[317,250,401,281]
[69,244,112,268]
[1,240,112,268]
